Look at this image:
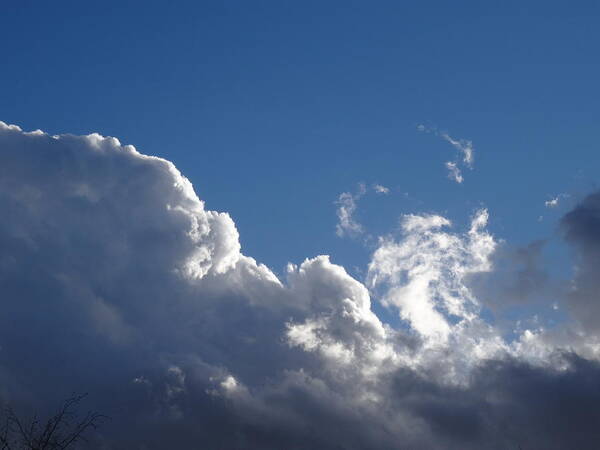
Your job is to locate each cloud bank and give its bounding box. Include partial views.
[1,122,600,448]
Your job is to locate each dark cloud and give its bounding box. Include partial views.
[562,190,600,332]
[392,354,600,449]
[470,239,555,314]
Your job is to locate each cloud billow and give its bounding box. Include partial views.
[1,121,600,449]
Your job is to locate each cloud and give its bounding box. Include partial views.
[561,190,600,334]
[1,121,600,448]
[441,133,474,168]
[367,209,498,357]
[335,183,390,238]
[545,193,569,208]
[440,133,474,184]
[471,239,552,310]
[417,126,475,184]
[445,161,464,184]
[373,184,390,194]
[335,183,366,238]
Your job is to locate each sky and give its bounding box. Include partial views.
[2,2,600,449]
[4,1,600,270]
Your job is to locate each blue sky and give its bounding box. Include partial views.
[3,1,600,277]
[4,3,600,448]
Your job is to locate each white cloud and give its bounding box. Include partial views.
[1,121,600,448]
[445,161,463,183]
[373,184,390,194]
[441,133,474,168]
[367,210,496,345]
[335,184,393,237]
[417,126,476,183]
[545,193,569,208]
[335,184,366,238]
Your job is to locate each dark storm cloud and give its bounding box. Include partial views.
[384,354,600,450]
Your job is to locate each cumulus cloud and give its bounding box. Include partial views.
[1,121,600,448]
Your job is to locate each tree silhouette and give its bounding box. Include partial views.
[0,394,105,450]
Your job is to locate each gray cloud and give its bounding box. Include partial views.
[469,239,555,314]
[1,122,600,448]
[561,190,600,333]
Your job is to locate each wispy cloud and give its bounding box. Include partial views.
[335,183,366,237]
[445,161,464,184]
[441,133,474,168]
[373,184,390,194]
[417,125,476,184]
[335,183,391,237]
[545,193,569,208]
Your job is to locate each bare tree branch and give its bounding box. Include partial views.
[0,394,106,450]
